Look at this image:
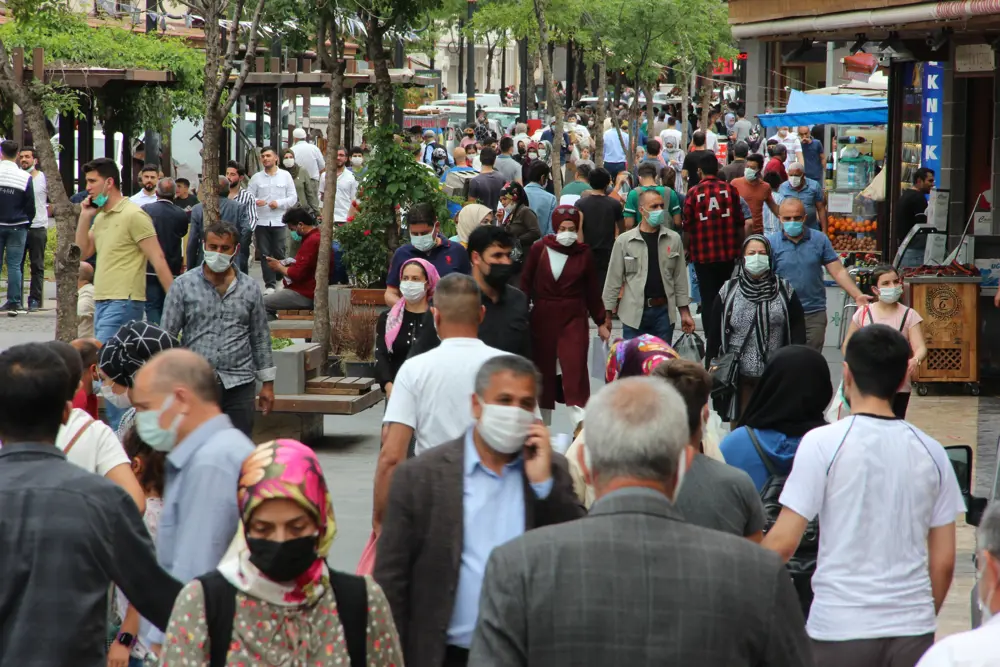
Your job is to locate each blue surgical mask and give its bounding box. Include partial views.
[744,254,770,276]
[92,379,102,396]
[290,230,302,242]
[744,167,758,181]
[411,231,436,252]
[646,210,664,227]
[135,395,183,453]
[782,220,804,237]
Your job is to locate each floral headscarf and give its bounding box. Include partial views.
[604,335,679,383]
[217,439,336,607]
[384,258,440,352]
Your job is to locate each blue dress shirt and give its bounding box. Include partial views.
[524,182,557,237]
[767,226,839,314]
[778,177,825,229]
[446,428,553,648]
[144,414,255,644]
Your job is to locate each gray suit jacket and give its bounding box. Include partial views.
[186,197,250,268]
[374,436,585,667]
[469,489,814,667]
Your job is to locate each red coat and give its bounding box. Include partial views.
[521,237,606,410]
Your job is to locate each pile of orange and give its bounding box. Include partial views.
[827,216,877,239]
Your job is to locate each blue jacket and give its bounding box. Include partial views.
[719,426,802,492]
[0,160,35,227]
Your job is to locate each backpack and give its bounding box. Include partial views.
[197,569,368,667]
[443,169,477,200]
[746,428,819,577]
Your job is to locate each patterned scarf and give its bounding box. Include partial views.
[384,258,440,353]
[217,439,337,607]
[98,321,180,387]
[728,234,790,363]
[605,334,679,383]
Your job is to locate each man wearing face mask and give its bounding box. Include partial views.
[768,198,869,351]
[162,221,275,437]
[916,502,1000,666]
[349,145,366,176]
[384,203,471,308]
[768,126,802,169]
[130,348,255,655]
[468,377,811,667]
[289,127,325,215]
[778,162,827,232]
[763,325,964,667]
[731,153,779,236]
[262,208,333,317]
[187,176,251,270]
[376,354,584,667]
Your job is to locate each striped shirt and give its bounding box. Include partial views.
[231,188,258,231]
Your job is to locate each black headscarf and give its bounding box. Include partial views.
[99,321,180,387]
[738,345,832,437]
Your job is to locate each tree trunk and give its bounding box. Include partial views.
[699,69,713,134]
[315,57,345,358]
[594,52,607,167]
[628,93,639,168]
[368,19,393,128]
[533,0,562,197]
[645,85,655,139]
[200,111,222,225]
[485,42,495,93]
[680,70,691,150]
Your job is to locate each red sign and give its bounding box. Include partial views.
[713,58,734,76]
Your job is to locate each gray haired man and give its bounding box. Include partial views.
[469,376,813,667]
[140,177,188,325]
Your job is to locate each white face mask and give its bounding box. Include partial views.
[878,285,902,304]
[203,248,236,274]
[556,231,578,246]
[476,402,535,454]
[410,231,436,252]
[399,280,426,303]
[350,156,364,168]
[789,175,803,188]
[778,129,788,138]
[282,158,295,169]
[101,383,132,409]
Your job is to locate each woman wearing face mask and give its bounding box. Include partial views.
[451,203,493,248]
[564,335,679,508]
[161,439,403,667]
[280,149,310,214]
[521,141,540,182]
[841,265,926,418]
[375,258,440,400]
[706,235,806,421]
[499,181,541,277]
[98,320,181,441]
[520,206,610,428]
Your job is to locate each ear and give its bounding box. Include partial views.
[478,305,486,325]
[471,393,484,422]
[62,401,72,426]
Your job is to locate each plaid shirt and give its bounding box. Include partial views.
[161,267,276,389]
[682,175,745,264]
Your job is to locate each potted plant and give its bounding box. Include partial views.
[341,306,381,377]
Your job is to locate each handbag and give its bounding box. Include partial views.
[708,306,752,421]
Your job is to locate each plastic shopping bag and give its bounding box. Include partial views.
[824,381,851,423]
[590,336,610,381]
[675,332,706,363]
[355,531,378,576]
[701,409,730,462]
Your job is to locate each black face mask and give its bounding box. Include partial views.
[483,262,515,290]
[247,536,319,582]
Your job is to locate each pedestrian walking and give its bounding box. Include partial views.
[498,181,541,277]
[376,355,584,667]
[0,342,181,667]
[604,188,695,341]
[161,438,403,667]
[525,161,557,236]
[130,164,159,207]
[468,376,813,667]
[706,235,806,420]
[841,265,927,418]
[161,220,275,437]
[763,325,966,667]
[319,146,359,223]
[17,145,47,311]
[289,126,325,214]
[521,205,609,427]
[768,198,870,351]
[622,163,680,230]
[374,274,507,533]
[248,147,299,294]
[281,147,313,215]
[451,203,493,248]
[652,359,767,542]
[0,140,36,316]
[375,258,439,400]
[680,131,716,189]
[140,178,189,324]
[70,336,101,418]
[225,161,258,272]
[187,176,251,270]
[77,261,96,337]
[779,162,827,231]
[468,147,507,211]
[173,177,199,210]
[577,167,626,287]
[731,153,779,236]
[130,348,256,654]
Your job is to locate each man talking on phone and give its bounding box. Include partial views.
[375,354,584,667]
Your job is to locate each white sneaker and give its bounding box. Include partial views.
[264,287,275,296]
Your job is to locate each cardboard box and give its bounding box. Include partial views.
[976,259,1000,287]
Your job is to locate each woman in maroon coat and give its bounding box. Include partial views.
[521,205,611,426]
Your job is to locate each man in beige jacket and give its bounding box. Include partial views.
[602,189,695,341]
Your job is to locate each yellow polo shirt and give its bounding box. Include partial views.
[92,198,157,301]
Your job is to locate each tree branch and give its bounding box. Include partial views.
[220,0,267,117]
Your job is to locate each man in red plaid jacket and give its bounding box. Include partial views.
[682,153,746,322]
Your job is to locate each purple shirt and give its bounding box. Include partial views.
[386,236,472,287]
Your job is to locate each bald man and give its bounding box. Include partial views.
[78,261,95,337]
[131,348,254,652]
[767,198,870,351]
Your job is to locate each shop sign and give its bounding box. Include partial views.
[974,212,993,236]
[921,62,944,176]
[955,44,995,73]
[713,58,734,76]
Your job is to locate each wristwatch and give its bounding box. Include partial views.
[116,632,137,649]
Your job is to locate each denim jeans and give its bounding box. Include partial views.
[144,277,166,326]
[0,225,28,306]
[622,305,673,343]
[95,298,145,431]
[688,263,701,304]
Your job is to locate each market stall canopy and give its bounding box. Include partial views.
[758,89,887,126]
[807,72,888,97]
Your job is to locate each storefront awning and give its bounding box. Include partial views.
[758,90,887,126]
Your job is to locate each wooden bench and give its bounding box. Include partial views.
[255,343,382,442]
[269,319,315,341]
[275,309,315,320]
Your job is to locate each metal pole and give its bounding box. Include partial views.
[519,38,528,120]
[824,41,835,152]
[457,19,465,94]
[394,38,405,129]
[565,40,574,108]
[500,38,507,103]
[466,0,477,126]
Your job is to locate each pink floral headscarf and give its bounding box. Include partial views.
[217,439,336,606]
[385,257,440,352]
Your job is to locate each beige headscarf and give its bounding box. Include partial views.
[456,203,493,245]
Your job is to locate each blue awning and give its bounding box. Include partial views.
[758,90,888,126]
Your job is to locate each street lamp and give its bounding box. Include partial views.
[467,0,477,126]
